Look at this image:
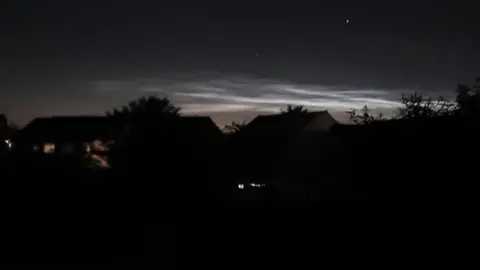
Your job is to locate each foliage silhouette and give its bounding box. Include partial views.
[8,122,19,133]
[106,96,181,120]
[224,121,247,134]
[347,105,385,125]
[281,105,309,115]
[341,78,480,204]
[106,96,182,171]
[0,114,18,140]
[455,78,480,116]
[396,92,456,119]
[348,90,461,124]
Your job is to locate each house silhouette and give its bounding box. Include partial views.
[240,111,338,136]
[10,116,128,158]
[229,111,339,193]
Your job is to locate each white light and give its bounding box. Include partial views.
[238,184,244,189]
[4,139,12,149]
[249,183,266,188]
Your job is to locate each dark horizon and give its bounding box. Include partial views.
[1,0,479,126]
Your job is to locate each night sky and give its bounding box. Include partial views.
[1,0,479,126]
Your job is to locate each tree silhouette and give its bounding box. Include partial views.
[349,91,459,124]
[224,121,247,134]
[0,114,18,139]
[107,96,181,120]
[396,92,456,119]
[281,105,309,115]
[455,78,480,116]
[395,78,480,118]
[347,105,385,125]
[106,96,181,171]
[8,122,19,133]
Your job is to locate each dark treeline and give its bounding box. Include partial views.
[341,79,480,205]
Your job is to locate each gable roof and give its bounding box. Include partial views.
[240,111,337,137]
[174,116,223,139]
[12,116,125,143]
[119,115,224,143]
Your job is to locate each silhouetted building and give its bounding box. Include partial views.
[173,116,224,145]
[115,115,225,198]
[124,115,223,156]
[10,116,129,166]
[172,116,225,187]
[231,111,339,188]
[241,110,337,136]
[150,115,225,171]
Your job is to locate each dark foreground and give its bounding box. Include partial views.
[0,162,473,269]
[4,201,471,269]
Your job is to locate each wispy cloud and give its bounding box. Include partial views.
[90,72,448,120]
[181,103,261,113]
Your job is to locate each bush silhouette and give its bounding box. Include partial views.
[347,105,385,125]
[107,96,181,120]
[281,105,309,115]
[107,96,181,171]
[224,121,247,134]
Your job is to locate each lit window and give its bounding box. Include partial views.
[238,184,244,189]
[43,143,55,154]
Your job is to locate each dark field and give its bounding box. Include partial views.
[1,158,472,268]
